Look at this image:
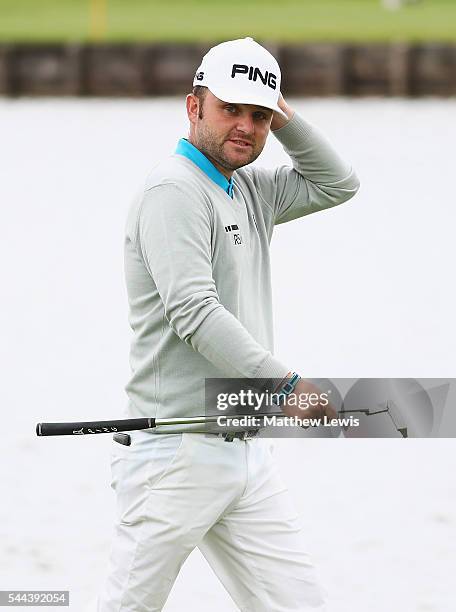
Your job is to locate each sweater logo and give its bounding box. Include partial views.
[225,224,243,245]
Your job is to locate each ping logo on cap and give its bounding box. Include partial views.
[231,64,277,90]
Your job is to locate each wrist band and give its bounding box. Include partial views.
[272,372,301,406]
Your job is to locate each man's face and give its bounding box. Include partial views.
[187,90,273,177]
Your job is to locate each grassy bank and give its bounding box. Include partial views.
[0,0,455,43]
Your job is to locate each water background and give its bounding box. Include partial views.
[1,98,455,611]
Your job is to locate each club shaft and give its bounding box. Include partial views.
[36,412,286,437]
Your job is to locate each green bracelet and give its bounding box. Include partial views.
[273,372,301,406]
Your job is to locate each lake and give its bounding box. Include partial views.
[1,97,455,611]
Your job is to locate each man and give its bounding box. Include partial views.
[382,0,421,10]
[97,37,359,611]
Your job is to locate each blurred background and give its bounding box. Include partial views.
[1,1,455,611]
[0,0,455,96]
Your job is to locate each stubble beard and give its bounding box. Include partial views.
[195,121,262,173]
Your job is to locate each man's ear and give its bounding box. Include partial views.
[186,94,199,125]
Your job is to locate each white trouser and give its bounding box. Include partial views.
[95,431,327,611]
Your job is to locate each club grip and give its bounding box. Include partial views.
[36,417,155,437]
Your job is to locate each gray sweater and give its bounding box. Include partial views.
[123,113,360,432]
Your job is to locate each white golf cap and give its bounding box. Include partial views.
[193,37,286,118]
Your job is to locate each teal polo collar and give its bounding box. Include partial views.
[175,138,234,198]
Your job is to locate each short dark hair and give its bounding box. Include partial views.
[192,85,208,119]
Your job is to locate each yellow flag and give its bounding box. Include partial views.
[89,0,107,41]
